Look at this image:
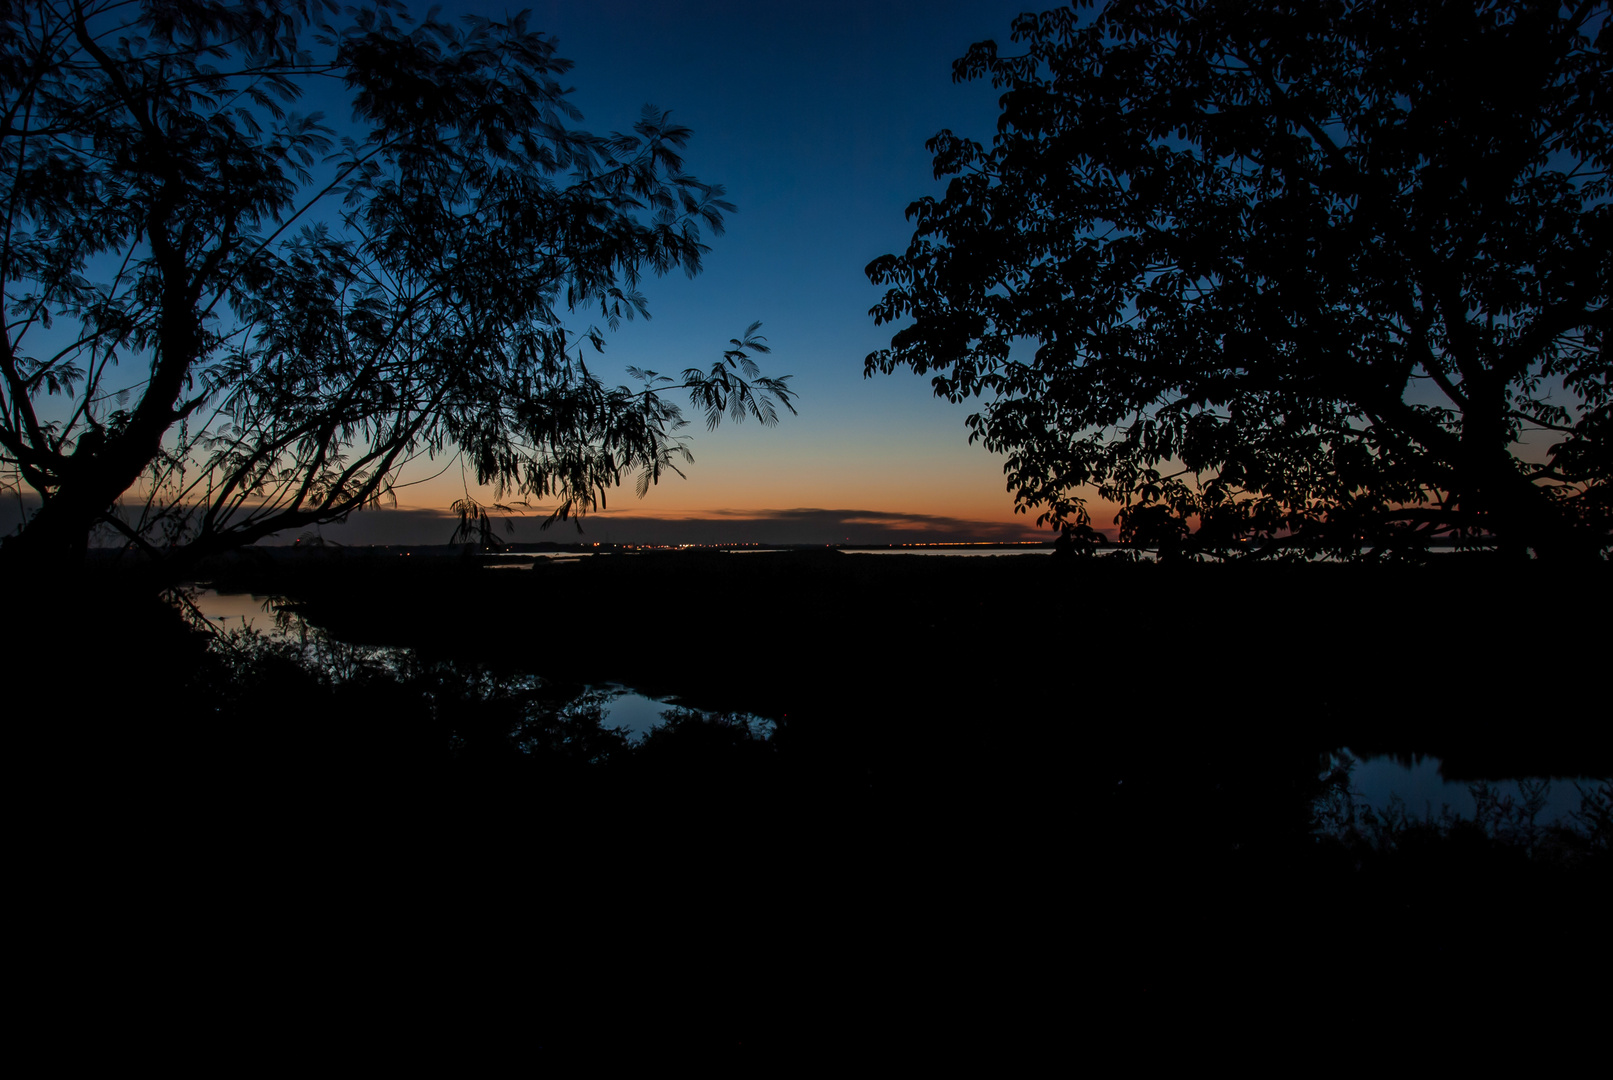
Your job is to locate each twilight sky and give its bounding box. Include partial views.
[325,0,1099,545]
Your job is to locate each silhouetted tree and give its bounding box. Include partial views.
[867,1,1609,559]
[1,0,792,574]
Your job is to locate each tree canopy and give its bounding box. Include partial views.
[1,0,792,570]
[867,0,1610,559]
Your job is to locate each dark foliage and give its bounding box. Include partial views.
[0,1,792,575]
[868,1,1611,560]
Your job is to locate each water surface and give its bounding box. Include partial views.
[1336,749,1595,826]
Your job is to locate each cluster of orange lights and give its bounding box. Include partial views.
[611,542,768,550]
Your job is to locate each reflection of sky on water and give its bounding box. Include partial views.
[183,588,284,633]
[599,685,775,741]
[600,685,672,738]
[1337,749,1600,825]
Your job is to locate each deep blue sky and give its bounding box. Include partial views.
[366,0,1066,544]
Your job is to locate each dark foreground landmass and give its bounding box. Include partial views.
[13,548,1609,1051]
[190,543,1610,773]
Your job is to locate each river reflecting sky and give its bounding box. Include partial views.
[1337,750,1593,826]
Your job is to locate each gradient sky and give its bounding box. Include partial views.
[0,0,1120,547]
[336,0,1094,545]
